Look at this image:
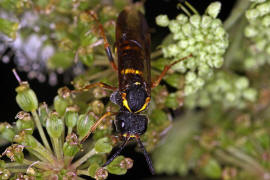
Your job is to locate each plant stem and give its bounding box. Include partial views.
[31,110,52,152]
[223,0,251,30]
[77,169,89,176]
[72,149,96,169]
[52,137,63,160]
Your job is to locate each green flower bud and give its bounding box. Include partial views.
[206,2,221,18]
[3,144,24,163]
[243,88,257,102]
[77,114,95,139]
[15,82,38,112]
[46,112,64,138]
[95,137,113,153]
[213,56,224,68]
[0,18,18,39]
[257,2,270,16]
[91,100,105,115]
[15,111,34,134]
[38,102,49,127]
[210,19,222,29]
[176,14,188,24]
[63,133,80,157]
[262,15,270,26]
[0,123,15,142]
[165,44,179,57]
[225,92,236,102]
[169,20,181,33]
[177,39,188,49]
[182,23,193,37]
[185,72,196,84]
[215,27,226,38]
[244,26,257,39]
[246,9,260,20]
[235,77,249,90]
[201,15,213,29]
[54,96,68,117]
[184,85,195,96]
[244,57,256,69]
[107,156,127,175]
[190,14,201,28]
[195,78,205,87]
[65,106,79,128]
[156,14,170,27]
[186,57,196,70]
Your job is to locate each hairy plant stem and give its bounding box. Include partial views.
[223,0,250,30]
[72,149,96,169]
[31,110,52,153]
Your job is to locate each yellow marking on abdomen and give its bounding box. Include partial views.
[121,68,143,75]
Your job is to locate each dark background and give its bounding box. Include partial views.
[0,0,234,179]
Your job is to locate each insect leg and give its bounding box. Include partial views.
[135,135,155,175]
[88,11,118,71]
[151,54,192,88]
[102,135,130,167]
[81,112,117,142]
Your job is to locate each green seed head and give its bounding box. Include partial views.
[65,106,79,128]
[77,114,95,139]
[94,137,113,153]
[46,111,64,138]
[63,133,80,157]
[15,111,34,134]
[15,82,38,112]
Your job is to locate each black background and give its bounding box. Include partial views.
[0,0,234,179]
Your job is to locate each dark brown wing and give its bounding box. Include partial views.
[116,8,151,95]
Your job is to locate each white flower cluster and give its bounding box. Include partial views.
[156,2,229,95]
[244,0,270,69]
[185,72,257,109]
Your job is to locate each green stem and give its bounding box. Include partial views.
[77,169,89,176]
[223,0,251,30]
[7,168,27,173]
[5,162,27,168]
[26,148,49,162]
[31,110,52,152]
[227,147,265,172]
[68,127,73,135]
[23,159,51,170]
[72,149,96,169]
[52,137,62,160]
